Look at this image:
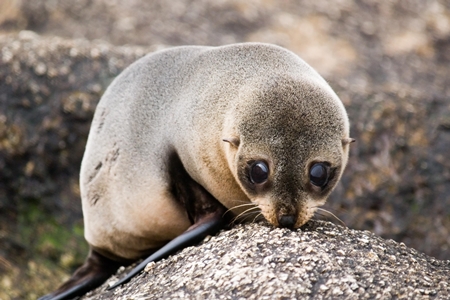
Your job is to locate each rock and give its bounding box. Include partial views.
[1,0,449,264]
[1,0,450,298]
[81,221,450,299]
[0,32,155,220]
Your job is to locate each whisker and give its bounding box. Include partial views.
[231,207,260,222]
[314,207,346,227]
[232,213,256,224]
[251,212,263,224]
[230,206,261,225]
[223,203,258,217]
[228,199,252,205]
[310,204,350,215]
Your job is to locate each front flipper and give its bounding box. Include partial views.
[38,249,124,300]
[108,210,224,290]
[109,151,230,290]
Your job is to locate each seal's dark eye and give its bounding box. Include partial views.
[249,161,269,184]
[309,163,329,187]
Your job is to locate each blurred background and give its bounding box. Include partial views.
[0,0,449,299]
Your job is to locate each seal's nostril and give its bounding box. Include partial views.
[278,215,296,228]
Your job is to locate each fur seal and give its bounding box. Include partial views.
[39,43,353,299]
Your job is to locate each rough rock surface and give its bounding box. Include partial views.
[0,32,152,215]
[82,221,450,299]
[0,32,151,212]
[1,0,450,299]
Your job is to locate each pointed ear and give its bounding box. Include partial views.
[222,137,240,148]
[342,137,356,146]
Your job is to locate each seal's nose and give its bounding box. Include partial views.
[278,215,296,228]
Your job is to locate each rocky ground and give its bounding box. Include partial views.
[83,221,450,299]
[0,0,449,299]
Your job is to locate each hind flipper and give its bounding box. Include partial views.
[38,249,124,300]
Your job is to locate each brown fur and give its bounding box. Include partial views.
[80,42,351,259]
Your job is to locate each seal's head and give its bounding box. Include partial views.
[223,75,353,228]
